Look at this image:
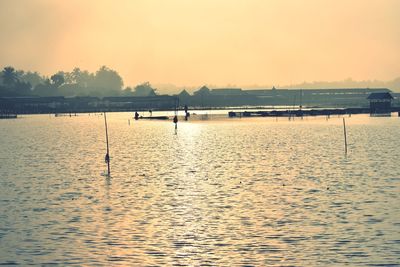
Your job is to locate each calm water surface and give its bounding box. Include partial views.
[0,112,399,266]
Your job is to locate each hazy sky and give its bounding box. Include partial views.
[0,0,399,87]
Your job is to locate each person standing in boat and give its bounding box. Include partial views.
[184,105,189,121]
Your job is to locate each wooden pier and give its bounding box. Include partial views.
[228,107,400,118]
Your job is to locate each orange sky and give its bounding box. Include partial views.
[0,0,399,87]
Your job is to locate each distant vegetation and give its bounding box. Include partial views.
[283,78,400,92]
[1,65,399,98]
[0,66,157,97]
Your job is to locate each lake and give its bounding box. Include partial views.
[0,112,399,266]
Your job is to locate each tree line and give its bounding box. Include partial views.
[0,66,157,97]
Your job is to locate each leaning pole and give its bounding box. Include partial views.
[104,112,111,176]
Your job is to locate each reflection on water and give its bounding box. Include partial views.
[0,113,399,266]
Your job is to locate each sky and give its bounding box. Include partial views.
[0,0,399,88]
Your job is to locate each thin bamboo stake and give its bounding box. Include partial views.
[104,112,111,175]
[343,117,348,154]
[174,97,179,133]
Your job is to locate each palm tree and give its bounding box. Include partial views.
[1,66,19,87]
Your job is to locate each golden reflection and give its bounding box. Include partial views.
[1,113,399,265]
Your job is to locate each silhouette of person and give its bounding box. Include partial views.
[184,105,189,121]
[134,112,139,120]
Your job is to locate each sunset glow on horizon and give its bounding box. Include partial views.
[1,2,400,264]
[1,0,399,87]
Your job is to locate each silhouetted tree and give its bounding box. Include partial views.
[14,81,32,96]
[20,71,46,88]
[0,67,34,96]
[1,67,19,87]
[33,78,59,96]
[62,71,73,84]
[51,73,65,88]
[70,67,94,87]
[122,86,134,96]
[92,66,123,91]
[71,67,82,83]
[133,82,157,96]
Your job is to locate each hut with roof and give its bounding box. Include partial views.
[367,92,393,113]
[177,89,192,106]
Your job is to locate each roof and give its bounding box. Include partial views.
[65,96,100,102]
[210,88,243,95]
[367,92,393,100]
[193,86,210,95]
[243,88,392,96]
[0,96,65,103]
[178,89,191,97]
[102,96,175,102]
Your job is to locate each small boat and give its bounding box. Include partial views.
[139,116,169,120]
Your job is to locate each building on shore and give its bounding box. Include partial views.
[0,88,397,114]
[102,96,176,110]
[367,92,393,114]
[188,86,392,108]
[0,95,177,114]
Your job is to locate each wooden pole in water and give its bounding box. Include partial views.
[104,112,111,175]
[343,117,347,154]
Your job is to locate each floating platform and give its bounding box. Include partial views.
[228,108,393,118]
[55,113,78,117]
[0,114,17,119]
